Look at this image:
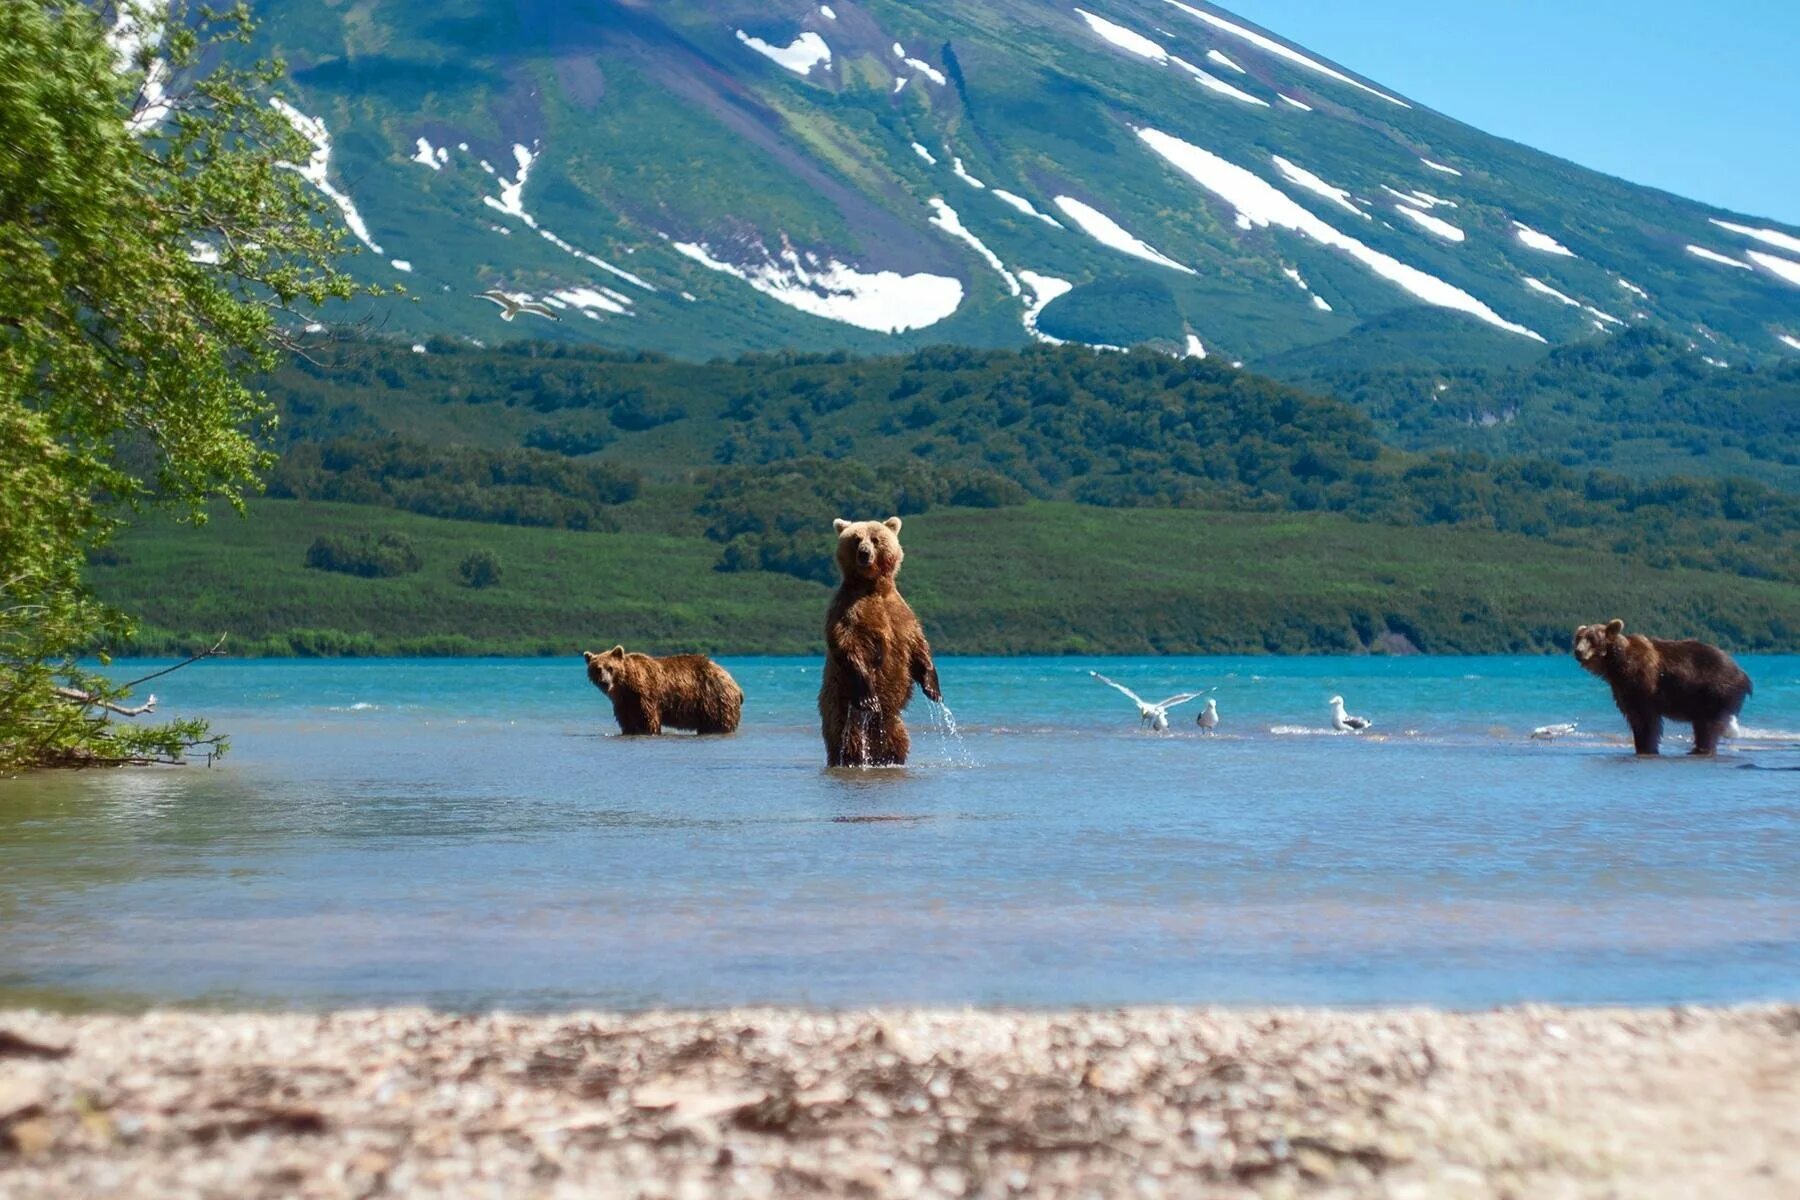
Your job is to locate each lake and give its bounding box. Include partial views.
[3,656,1797,1011]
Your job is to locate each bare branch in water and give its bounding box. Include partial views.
[117,634,229,691]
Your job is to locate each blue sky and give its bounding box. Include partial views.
[1222,0,1799,225]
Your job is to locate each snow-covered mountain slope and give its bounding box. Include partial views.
[225,0,1800,366]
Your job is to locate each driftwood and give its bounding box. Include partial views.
[52,635,228,719]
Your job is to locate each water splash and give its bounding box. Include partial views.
[927,700,977,767]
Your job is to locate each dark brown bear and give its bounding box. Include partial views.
[1572,619,1752,756]
[819,517,942,767]
[583,646,743,735]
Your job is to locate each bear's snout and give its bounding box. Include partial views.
[856,542,876,566]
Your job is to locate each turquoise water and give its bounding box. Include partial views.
[2,656,1797,1011]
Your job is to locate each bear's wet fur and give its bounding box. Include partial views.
[1572,619,1752,756]
[819,517,941,767]
[583,646,743,735]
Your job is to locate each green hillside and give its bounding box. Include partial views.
[92,499,1800,657]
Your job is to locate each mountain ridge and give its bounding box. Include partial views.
[215,0,1799,367]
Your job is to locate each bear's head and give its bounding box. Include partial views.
[583,645,632,695]
[833,517,904,583]
[1572,619,1627,676]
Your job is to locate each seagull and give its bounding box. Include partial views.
[1328,695,1371,733]
[1196,698,1219,734]
[1090,672,1203,731]
[1530,721,1579,741]
[476,289,559,321]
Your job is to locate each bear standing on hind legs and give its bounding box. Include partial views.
[820,517,942,767]
[1572,619,1752,756]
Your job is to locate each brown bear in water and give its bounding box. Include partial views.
[819,517,941,767]
[1572,619,1752,756]
[583,646,743,736]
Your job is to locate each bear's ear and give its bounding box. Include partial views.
[883,516,903,534]
[582,650,598,664]
[833,518,851,534]
[607,644,626,658]
[1606,619,1625,636]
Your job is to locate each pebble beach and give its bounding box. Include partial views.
[2,1004,1795,1198]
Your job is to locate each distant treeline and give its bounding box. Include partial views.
[269,437,641,531]
[260,337,1800,586]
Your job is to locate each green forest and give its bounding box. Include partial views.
[86,333,1800,656]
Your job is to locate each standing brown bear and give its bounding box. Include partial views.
[1572,619,1752,756]
[819,517,942,767]
[583,646,743,736]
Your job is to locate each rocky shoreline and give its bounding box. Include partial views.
[2,1005,1795,1198]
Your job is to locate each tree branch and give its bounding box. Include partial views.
[54,686,158,717]
[117,633,228,690]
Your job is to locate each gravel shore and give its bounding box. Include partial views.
[2,1005,1795,1198]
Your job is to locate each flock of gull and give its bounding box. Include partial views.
[1089,672,1582,740]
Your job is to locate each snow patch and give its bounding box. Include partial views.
[1420,158,1462,176]
[1159,0,1410,107]
[911,142,938,165]
[1052,196,1195,274]
[1686,244,1752,270]
[902,55,947,85]
[391,259,413,272]
[1074,8,1168,61]
[187,240,220,265]
[1019,271,1073,344]
[736,29,832,75]
[551,287,631,317]
[1171,57,1269,105]
[1513,222,1575,257]
[269,98,383,254]
[411,344,428,354]
[111,1,171,135]
[1206,49,1246,73]
[1709,219,1800,257]
[1272,157,1366,219]
[1184,333,1207,358]
[929,199,1020,295]
[991,189,1063,227]
[951,156,986,189]
[820,5,837,19]
[483,143,537,225]
[1522,277,1622,325]
[671,240,962,333]
[1312,294,1333,312]
[1746,250,1800,287]
[1381,186,1456,210]
[477,142,653,293]
[411,137,448,171]
[1138,127,1541,340]
[894,77,909,93]
[1394,205,1465,243]
[1778,334,1800,352]
[1617,278,1649,299]
[1278,94,1313,111]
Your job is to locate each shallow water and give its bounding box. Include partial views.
[3,656,1797,1011]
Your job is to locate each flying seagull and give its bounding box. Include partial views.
[477,289,560,321]
[1328,695,1371,733]
[1530,721,1579,741]
[1196,697,1219,734]
[1090,671,1203,731]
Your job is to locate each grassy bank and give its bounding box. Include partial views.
[89,499,1800,656]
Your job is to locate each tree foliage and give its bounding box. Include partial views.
[0,1,367,767]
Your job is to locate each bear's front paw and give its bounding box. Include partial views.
[922,670,943,704]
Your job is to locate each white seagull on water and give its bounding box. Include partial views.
[1090,672,1203,731]
[1328,695,1371,733]
[1530,721,1579,741]
[477,289,560,321]
[1196,698,1219,734]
